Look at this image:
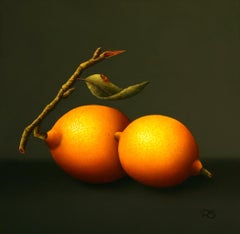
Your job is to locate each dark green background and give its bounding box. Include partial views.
[1,0,240,233]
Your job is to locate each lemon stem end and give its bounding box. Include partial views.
[200,167,213,178]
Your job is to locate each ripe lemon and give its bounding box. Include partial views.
[46,105,130,183]
[115,115,212,187]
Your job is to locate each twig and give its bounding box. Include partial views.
[19,48,125,153]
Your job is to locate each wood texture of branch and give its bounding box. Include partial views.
[19,48,125,153]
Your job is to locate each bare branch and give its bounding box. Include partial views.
[19,48,125,153]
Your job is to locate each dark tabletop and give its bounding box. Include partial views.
[0,158,239,234]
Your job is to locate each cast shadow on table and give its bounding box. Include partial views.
[1,157,239,194]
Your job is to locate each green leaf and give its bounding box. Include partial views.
[83,74,149,100]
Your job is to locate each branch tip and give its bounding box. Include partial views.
[103,50,126,58]
[93,47,102,59]
[19,147,25,154]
